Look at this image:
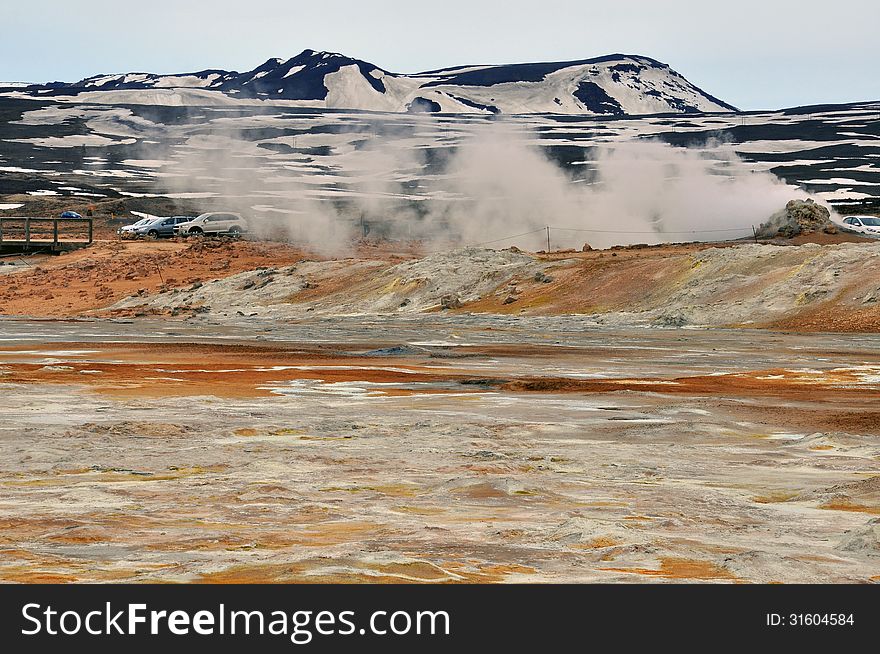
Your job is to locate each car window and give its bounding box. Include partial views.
[162,219,173,226]
[853,219,863,226]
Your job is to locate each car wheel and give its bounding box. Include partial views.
[147,230,159,239]
[228,226,242,237]
[189,227,203,238]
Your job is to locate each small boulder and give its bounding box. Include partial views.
[440,294,462,310]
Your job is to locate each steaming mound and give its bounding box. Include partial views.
[757,199,834,238]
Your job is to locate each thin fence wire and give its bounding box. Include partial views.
[470,227,548,247]
[550,225,753,235]
[467,224,756,248]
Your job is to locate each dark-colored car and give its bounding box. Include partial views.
[139,216,194,239]
[60,211,83,219]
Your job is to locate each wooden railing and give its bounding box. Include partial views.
[0,216,93,252]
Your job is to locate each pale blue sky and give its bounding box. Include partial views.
[2,0,878,110]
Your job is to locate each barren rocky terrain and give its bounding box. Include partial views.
[119,240,880,331]
[2,4,878,590]
[0,318,878,583]
[0,235,879,583]
[3,234,880,331]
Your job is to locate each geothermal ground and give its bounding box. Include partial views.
[0,237,879,583]
[0,318,878,583]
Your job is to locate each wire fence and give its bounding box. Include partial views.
[472,227,548,247]
[470,223,756,248]
[549,225,754,235]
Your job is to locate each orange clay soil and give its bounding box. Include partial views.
[0,237,428,318]
[502,367,880,400]
[0,341,481,398]
[718,403,880,435]
[196,560,537,584]
[0,239,311,317]
[599,557,740,581]
[2,341,878,404]
[0,232,872,323]
[464,247,695,315]
[766,294,880,333]
[459,234,877,319]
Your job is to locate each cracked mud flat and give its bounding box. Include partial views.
[0,315,878,583]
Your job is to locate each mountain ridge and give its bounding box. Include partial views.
[14,49,738,116]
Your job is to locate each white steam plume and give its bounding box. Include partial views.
[423,122,821,250]
[147,116,825,251]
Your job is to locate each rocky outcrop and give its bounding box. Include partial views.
[757,199,833,238]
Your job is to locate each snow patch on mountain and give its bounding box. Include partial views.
[22,50,737,116]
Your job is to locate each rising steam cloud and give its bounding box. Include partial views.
[151,117,820,251]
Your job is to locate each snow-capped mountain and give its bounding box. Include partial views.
[26,49,737,115]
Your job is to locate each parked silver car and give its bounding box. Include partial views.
[117,216,156,238]
[173,212,248,237]
[119,215,194,239]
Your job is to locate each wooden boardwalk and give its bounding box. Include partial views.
[0,216,93,254]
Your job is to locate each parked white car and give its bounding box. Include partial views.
[840,215,880,236]
[173,212,248,237]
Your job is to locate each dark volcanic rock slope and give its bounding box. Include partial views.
[0,97,877,210]
[15,50,736,116]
